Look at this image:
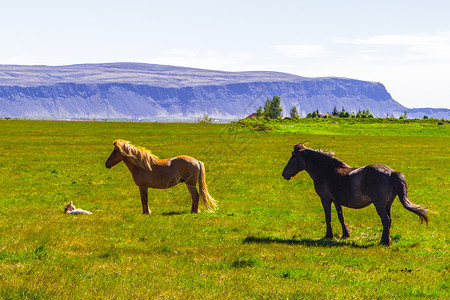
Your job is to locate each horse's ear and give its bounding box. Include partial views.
[113,140,123,150]
[114,140,129,149]
[294,143,306,152]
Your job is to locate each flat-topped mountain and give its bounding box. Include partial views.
[0,63,447,120]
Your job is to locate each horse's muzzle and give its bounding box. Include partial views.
[105,162,112,169]
[282,173,291,181]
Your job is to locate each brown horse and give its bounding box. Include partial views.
[282,143,428,245]
[105,140,217,214]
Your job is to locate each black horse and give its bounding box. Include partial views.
[282,143,428,245]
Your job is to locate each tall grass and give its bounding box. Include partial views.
[0,119,448,299]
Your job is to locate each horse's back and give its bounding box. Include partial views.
[168,155,200,168]
[366,164,395,175]
[332,164,395,208]
[175,155,199,162]
[166,155,201,183]
[350,164,394,175]
[357,164,396,201]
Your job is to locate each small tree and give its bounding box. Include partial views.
[366,110,374,118]
[263,96,283,119]
[338,108,350,118]
[306,109,319,118]
[331,105,339,117]
[399,110,408,119]
[356,109,374,118]
[256,106,264,117]
[290,106,300,119]
[198,114,212,123]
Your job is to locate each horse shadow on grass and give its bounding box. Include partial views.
[243,235,376,249]
[161,211,187,216]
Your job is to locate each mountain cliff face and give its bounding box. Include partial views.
[0,63,447,120]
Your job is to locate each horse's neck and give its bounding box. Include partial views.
[123,157,146,173]
[304,151,341,181]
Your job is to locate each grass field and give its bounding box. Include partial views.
[0,119,449,299]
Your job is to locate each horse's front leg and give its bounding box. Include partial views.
[321,198,333,239]
[139,186,151,214]
[334,203,350,239]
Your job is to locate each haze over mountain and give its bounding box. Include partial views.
[0,63,448,120]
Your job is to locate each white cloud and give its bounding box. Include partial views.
[0,56,27,64]
[150,49,255,70]
[331,32,450,62]
[272,44,326,58]
[333,33,449,46]
[166,49,200,57]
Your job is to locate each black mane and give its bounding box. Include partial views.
[304,148,349,169]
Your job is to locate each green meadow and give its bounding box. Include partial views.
[0,119,448,299]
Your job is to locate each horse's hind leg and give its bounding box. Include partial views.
[334,203,350,239]
[321,198,333,239]
[186,184,200,213]
[385,195,395,221]
[373,202,392,245]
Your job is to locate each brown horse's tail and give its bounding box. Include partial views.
[198,161,218,212]
[392,171,429,224]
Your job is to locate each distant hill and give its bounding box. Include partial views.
[0,63,448,120]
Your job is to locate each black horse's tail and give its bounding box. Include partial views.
[392,171,429,224]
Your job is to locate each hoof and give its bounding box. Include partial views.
[340,234,350,240]
[380,239,392,246]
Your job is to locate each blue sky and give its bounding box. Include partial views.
[1,0,449,108]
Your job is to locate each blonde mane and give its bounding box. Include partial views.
[114,140,158,171]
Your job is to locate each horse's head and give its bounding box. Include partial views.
[105,140,127,169]
[282,143,307,180]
